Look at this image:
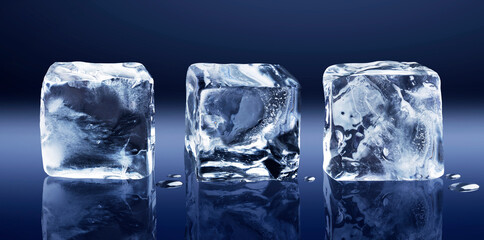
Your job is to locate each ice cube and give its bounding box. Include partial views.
[40,62,155,179]
[185,63,300,181]
[42,176,156,239]
[323,61,443,181]
[323,174,442,239]
[185,169,300,239]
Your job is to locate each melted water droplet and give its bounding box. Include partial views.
[449,182,479,193]
[167,174,182,178]
[445,173,461,180]
[156,180,183,189]
[304,176,316,182]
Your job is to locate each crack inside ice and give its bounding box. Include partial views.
[186,63,300,181]
[40,62,155,179]
[323,61,444,181]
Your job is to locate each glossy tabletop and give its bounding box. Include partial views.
[0,105,483,239]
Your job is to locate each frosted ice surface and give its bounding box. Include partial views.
[40,62,155,179]
[185,170,300,239]
[185,63,300,181]
[42,176,156,239]
[323,61,443,181]
[324,174,443,239]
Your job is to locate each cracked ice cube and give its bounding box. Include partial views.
[323,61,443,181]
[40,62,155,179]
[185,63,300,181]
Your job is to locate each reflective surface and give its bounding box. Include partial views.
[0,106,483,239]
[185,171,300,239]
[42,176,156,239]
[324,175,442,239]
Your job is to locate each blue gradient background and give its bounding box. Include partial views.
[1,1,484,239]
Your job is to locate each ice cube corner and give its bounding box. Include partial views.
[185,63,300,181]
[323,61,443,181]
[40,62,155,179]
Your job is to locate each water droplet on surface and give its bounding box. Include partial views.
[448,182,479,193]
[167,174,182,178]
[445,173,461,180]
[304,176,316,182]
[156,180,183,189]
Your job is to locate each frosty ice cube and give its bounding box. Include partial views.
[42,176,156,239]
[40,62,155,179]
[323,61,443,181]
[185,63,300,181]
[323,174,443,239]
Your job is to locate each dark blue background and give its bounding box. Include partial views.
[1,1,484,106]
[1,1,483,239]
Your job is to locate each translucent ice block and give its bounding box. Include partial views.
[42,176,156,239]
[40,62,155,179]
[324,174,443,239]
[323,61,443,181]
[185,63,301,181]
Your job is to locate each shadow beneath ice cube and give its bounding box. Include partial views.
[184,153,301,240]
[41,176,156,240]
[323,174,443,240]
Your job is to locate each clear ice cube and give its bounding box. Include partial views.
[185,63,300,181]
[185,170,300,239]
[42,176,156,239]
[40,62,155,179]
[324,174,443,239]
[323,61,443,180]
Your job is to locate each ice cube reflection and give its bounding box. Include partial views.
[42,176,156,240]
[185,161,300,240]
[324,174,443,240]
